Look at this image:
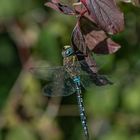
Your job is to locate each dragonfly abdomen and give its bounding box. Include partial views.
[73,76,89,140]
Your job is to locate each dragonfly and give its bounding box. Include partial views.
[30,45,112,140]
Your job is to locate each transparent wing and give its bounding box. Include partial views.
[80,71,113,88]
[43,76,76,97]
[78,60,113,87]
[30,66,76,97]
[30,59,113,97]
[30,66,64,80]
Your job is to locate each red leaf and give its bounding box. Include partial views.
[93,38,121,54]
[79,16,121,54]
[45,0,75,15]
[81,0,124,34]
[74,2,95,22]
[72,24,88,55]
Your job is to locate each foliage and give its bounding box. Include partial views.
[0,0,140,140]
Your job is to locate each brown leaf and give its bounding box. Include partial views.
[45,0,75,15]
[81,0,124,34]
[93,38,121,54]
[79,16,121,54]
[72,24,88,55]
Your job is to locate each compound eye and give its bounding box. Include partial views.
[66,50,70,55]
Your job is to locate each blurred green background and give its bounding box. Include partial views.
[0,0,140,140]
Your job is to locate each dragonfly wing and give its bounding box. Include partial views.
[80,71,113,88]
[43,76,76,97]
[30,66,64,80]
[76,60,113,87]
[30,66,76,96]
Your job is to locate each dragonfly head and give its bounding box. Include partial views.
[62,45,74,57]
